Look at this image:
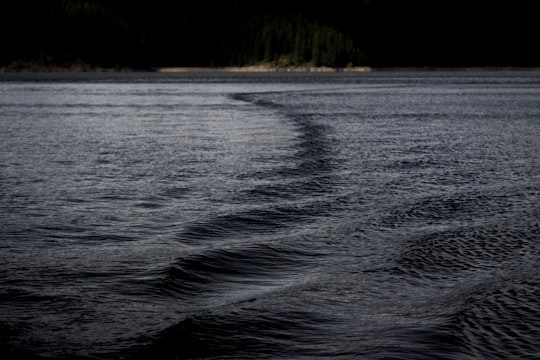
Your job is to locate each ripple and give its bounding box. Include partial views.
[451,273,540,359]
[394,221,538,279]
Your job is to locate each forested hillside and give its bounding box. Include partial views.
[1,0,538,69]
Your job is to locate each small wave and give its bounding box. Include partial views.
[177,210,291,242]
[240,175,337,204]
[176,199,335,245]
[230,93,284,110]
[140,241,319,302]
[367,324,466,360]
[0,288,59,305]
[159,186,191,199]
[380,188,530,229]
[133,202,164,209]
[130,307,331,360]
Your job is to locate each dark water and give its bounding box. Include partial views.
[1,72,539,359]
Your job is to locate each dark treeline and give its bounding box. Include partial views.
[1,0,538,69]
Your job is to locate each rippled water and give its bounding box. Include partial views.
[1,72,539,359]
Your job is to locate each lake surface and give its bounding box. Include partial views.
[1,72,539,359]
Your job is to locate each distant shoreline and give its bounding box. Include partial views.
[1,63,540,74]
[156,66,540,74]
[0,63,372,73]
[156,66,372,73]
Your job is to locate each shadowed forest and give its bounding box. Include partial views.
[2,0,538,70]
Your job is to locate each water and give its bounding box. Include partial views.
[1,72,539,359]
